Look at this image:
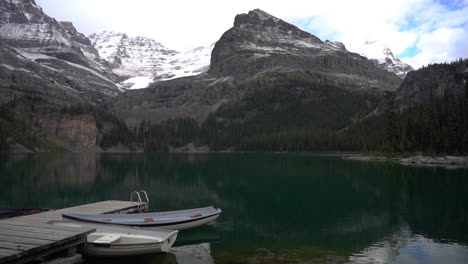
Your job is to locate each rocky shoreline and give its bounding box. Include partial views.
[344,155,468,168]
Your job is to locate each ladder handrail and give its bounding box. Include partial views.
[130,191,142,204]
[138,190,149,204]
[130,191,143,213]
[130,190,150,213]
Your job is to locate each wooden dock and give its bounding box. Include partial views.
[0,200,146,264]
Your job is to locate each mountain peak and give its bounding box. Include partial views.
[382,48,395,58]
[250,9,280,23]
[209,8,401,86]
[345,40,414,78]
[228,8,322,47]
[234,8,284,28]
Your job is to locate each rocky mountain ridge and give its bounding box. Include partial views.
[0,0,120,104]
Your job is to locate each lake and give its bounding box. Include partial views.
[1,153,468,264]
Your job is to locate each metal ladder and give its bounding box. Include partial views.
[130,190,150,213]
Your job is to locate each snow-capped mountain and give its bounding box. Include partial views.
[0,0,121,104]
[0,0,112,71]
[89,31,213,89]
[345,40,414,78]
[116,9,402,124]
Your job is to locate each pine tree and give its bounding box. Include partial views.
[463,69,468,152]
[384,91,400,152]
[0,126,9,152]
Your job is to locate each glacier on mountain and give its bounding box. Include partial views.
[89,31,213,89]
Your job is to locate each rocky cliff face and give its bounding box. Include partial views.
[345,40,414,78]
[395,60,466,108]
[115,9,402,124]
[89,31,213,89]
[40,114,98,152]
[371,60,466,115]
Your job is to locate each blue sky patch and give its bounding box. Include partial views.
[437,0,466,10]
[398,46,421,58]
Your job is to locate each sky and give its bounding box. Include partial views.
[36,0,468,69]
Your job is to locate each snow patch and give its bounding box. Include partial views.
[0,23,70,46]
[122,76,154,90]
[24,12,32,21]
[61,60,116,86]
[0,63,31,73]
[241,43,288,53]
[294,39,322,49]
[14,48,54,60]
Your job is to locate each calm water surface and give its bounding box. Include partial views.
[1,153,468,264]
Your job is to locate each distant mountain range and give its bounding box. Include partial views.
[0,0,465,153]
[87,25,413,91]
[115,8,402,123]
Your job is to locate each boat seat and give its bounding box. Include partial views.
[144,218,156,223]
[93,234,122,244]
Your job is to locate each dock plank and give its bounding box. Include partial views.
[0,235,51,246]
[0,222,88,234]
[0,248,22,258]
[0,242,35,251]
[0,229,69,241]
[0,200,143,264]
[0,225,78,237]
[0,233,88,264]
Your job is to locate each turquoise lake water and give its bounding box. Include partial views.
[1,153,468,263]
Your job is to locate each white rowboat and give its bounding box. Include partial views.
[62,206,222,230]
[48,220,178,257]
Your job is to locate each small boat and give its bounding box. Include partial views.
[48,220,178,257]
[62,206,222,230]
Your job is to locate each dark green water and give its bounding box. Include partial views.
[1,153,468,264]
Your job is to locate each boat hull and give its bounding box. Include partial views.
[48,220,179,257]
[62,206,222,230]
[143,213,220,230]
[80,232,178,257]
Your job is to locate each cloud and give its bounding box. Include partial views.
[403,27,468,67]
[292,0,467,68]
[36,0,467,68]
[400,1,468,67]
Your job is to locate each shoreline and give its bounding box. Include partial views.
[344,155,468,169]
[5,150,468,169]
